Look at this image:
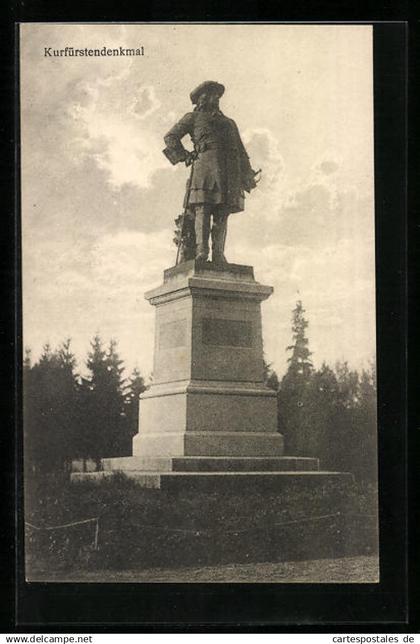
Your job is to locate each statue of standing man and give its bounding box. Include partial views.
[163,81,260,264]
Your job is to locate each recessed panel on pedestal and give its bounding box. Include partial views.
[153,298,192,384]
[191,297,264,383]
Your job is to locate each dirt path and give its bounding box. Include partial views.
[28,554,379,583]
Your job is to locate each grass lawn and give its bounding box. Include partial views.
[28,554,379,583]
[25,474,379,582]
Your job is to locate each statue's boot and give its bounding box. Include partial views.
[211,211,229,264]
[194,206,210,261]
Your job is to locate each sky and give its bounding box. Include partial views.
[20,24,375,380]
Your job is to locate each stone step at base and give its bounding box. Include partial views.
[133,431,284,457]
[101,455,320,473]
[71,470,352,492]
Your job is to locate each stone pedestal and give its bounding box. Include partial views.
[132,260,284,458]
[71,260,352,494]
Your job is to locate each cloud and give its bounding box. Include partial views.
[318,160,339,175]
[91,228,172,293]
[68,77,167,189]
[229,134,372,256]
[129,85,161,120]
[243,128,285,193]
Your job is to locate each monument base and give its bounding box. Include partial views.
[71,468,353,492]
[71,261,352,491]
[71,451,353,493]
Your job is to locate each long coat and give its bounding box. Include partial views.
[163,109,254,214]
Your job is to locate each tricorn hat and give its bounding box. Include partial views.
[190,81,225,104]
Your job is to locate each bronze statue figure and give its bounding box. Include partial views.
[163,81,260,264]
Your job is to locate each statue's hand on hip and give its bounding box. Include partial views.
[184,150,198,167]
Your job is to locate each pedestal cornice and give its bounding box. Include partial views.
[145,260,273,306]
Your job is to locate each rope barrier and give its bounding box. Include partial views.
[24,510,376,545]
[124,511,365,536]
[25,517,98,531]
[25,517,100,550]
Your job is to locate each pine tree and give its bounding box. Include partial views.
[25,342,59,473]
[55,339,80,469]
[86,335,108,390]
[24,340,80,475]
[23,347,32,371]
[284,300,313,383]
[23,346,36,474]
[278,300,314,454]
[57,338,77,374]
[81,335,128,460]
[335,361,360,408]
[105,338,128,456]
[125,367,147,450]
[106,339,126,392]
[263,359,280,391]
[355,364,377,482]
[302,363,343,465]
[38,342,53,366]
[327,360,378,480]
[79,335,107,462]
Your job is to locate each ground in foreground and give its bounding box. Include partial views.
[29,554,379,583]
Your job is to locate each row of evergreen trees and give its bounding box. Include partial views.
[23,336,147,473]
[266,301,377,482]
[23,302,377,481]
